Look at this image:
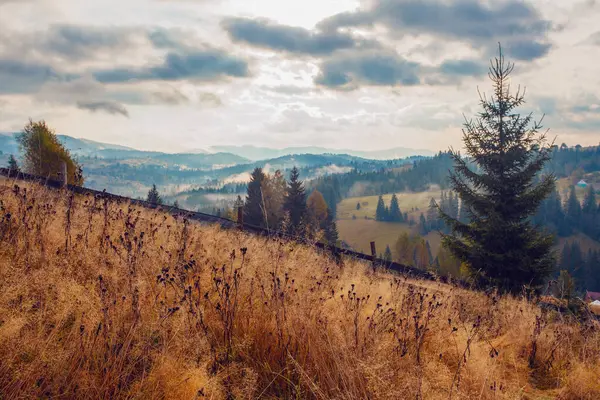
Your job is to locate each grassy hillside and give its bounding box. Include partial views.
[0,179,599,399]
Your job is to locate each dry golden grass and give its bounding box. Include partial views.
[0,178,599,399]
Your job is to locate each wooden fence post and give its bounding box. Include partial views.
[370,241,377,269]
[237,206,244,230]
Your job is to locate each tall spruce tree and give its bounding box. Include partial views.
[565,186,582,230]
[389,194,403,222]
[244,168,267,228]
[582,185,599,238]
[283,166,307,235]
[322,207,339,245]
[375,196,387,221]
[438,45,555,293]
[582,185,596,214]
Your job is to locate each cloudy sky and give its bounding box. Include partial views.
[0,0,599,153]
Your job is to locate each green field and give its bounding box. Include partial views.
[337,190,441,221]
[337,190,443,259]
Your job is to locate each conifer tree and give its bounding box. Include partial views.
[389,193,403,222]
[548,188,570,236]
[427,197,439,231]
[582,185,596,214]
[449,192,459,220]
[437,45,555,293]
[283,166,307,235]
[559,242,572,272]
[244,167,267,228]
[582,185,599,238]
[322,207,339,245]
[7,154,19,174]
[565,186,582,230]
[375,196,387,221]
[146,184,162,205]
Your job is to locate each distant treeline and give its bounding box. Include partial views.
[543,144,600,178]
[310,145,600,215]
[311,151,458,215]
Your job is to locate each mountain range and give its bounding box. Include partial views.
[209,145,435,160]
[1,133,434,160]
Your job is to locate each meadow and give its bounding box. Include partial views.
[336,189,442,221]
[336,190,442,259]
[0,178,599,399]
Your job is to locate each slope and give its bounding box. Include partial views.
[0,178,598,399]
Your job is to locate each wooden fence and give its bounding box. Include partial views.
[0,168,458,284]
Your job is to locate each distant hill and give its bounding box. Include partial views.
[209,145,436,161]
[0,132,249,168]
[0,132,136,157]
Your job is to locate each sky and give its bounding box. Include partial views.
[0,0,599,153]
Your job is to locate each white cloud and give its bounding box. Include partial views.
[0,0,599,151]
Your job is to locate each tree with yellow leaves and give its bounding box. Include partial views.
[17,119,84,186]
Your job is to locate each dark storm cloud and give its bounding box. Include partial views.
[318,0,553,60]
[93,49,250,83]
[222,17,375,55]
[76,100,130,117]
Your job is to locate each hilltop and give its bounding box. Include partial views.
[0,178,598,399]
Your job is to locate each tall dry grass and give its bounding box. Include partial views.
[0,178,599,399]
